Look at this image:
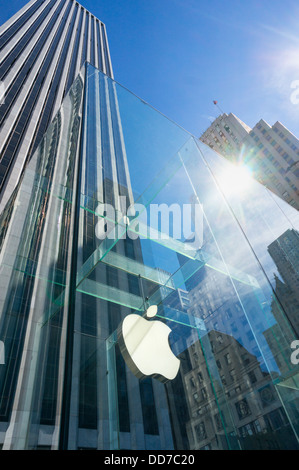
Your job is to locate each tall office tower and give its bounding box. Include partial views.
[200,114,299,210]
[0,0,113,211]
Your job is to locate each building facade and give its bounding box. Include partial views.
[200,114,299,210]
[199,113,251,161]
[0,0,113,211]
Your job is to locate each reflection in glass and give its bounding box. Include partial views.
[0,63,298,450]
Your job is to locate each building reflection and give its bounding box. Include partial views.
[268,229,299,338]
[162,257,299,450]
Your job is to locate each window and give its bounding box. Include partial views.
[248,370,257,384]
[215,412,226,431]
[190,377,196,388]
[194,422,207,442]
[246,330,254,342]
[217,334,223,343]
[239,423,254,438]
[193,392,200,404]
[225,308,233,319]
[259,385,275,407]
[221,375,227,386]
[229,369,236,382]
[198,372,203,383]
[200,444,211,450]
[265,408,288,431]
[254,419,262,433]
[224,353,232,365]
[239,420,261,438]
[236,399,251,419]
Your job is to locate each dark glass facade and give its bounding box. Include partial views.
[0,63,299,450]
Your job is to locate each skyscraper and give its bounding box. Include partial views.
[1,2,299,452]
[0,0,113,211]
[200,114,299,210]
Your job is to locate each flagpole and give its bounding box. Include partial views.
[213,100,225,115]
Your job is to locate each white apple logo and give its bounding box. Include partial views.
[118,305,180,383]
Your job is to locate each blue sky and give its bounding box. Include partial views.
[1,0,299,137]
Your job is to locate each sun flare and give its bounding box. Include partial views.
[217,164,254,196]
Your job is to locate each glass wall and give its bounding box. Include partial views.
[0,63,298,450]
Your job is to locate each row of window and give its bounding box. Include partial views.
[0,1,111,193]
[193,402,288,446]
[273,126,299,153]
[254,126,298,162]
[248,132,298,196]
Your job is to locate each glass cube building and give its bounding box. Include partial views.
[0,63,299,450]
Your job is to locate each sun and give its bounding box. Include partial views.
[216,164,254,196]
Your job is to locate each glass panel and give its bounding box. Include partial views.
[0,62,298,451]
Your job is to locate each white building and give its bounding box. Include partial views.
[200,114,299,210]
